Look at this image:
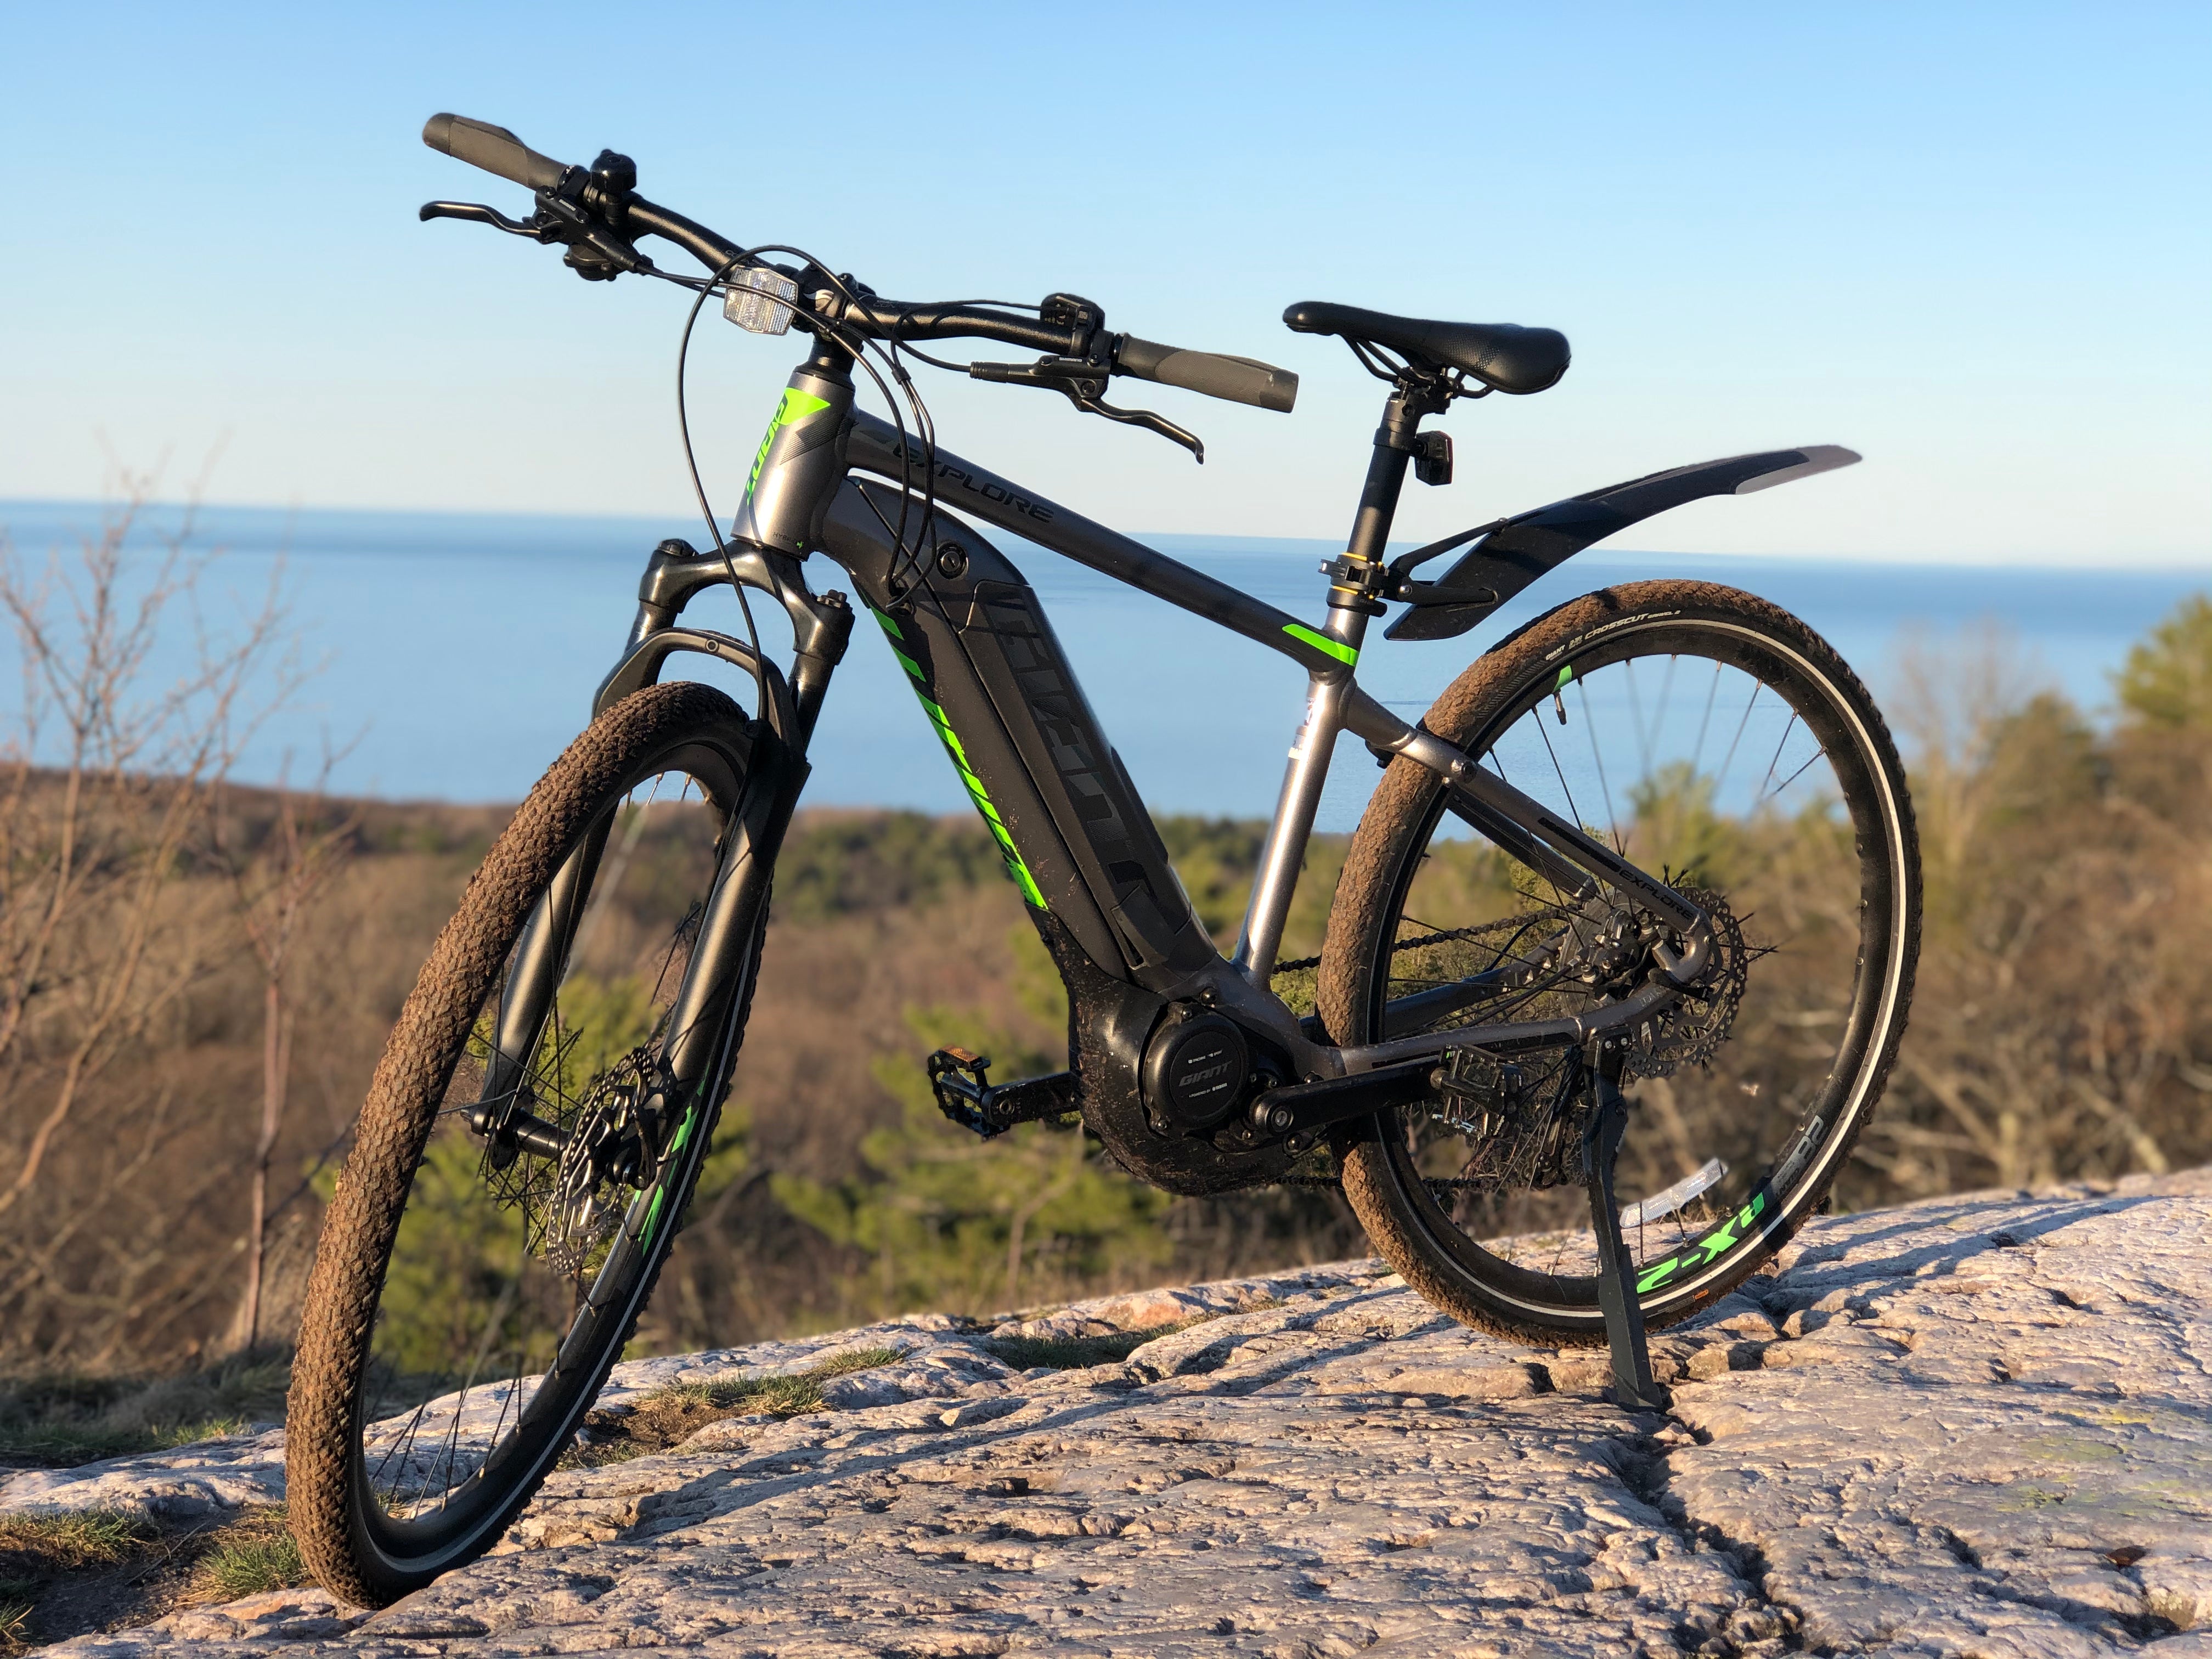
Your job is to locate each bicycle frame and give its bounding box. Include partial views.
[566,343,1719,1195]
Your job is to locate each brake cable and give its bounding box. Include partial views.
[673,250,771,724]
[669,245,949,641]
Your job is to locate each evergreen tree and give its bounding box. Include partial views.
[2117,594,2212,729]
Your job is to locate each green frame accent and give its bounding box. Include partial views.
[746,386,834,500]
[1283,622,1357,666]
[871,608,1050,911]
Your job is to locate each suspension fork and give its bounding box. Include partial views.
[656,727,809,1121]
[472,715,815,1158]
[473,818,615,1152]
[472,561,848,1153]
[658,575,850,1115]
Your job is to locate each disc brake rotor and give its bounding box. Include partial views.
[476,1044,656,1277]
[544,1050,653,1275]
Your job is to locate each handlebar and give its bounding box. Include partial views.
[422,114,566,193]
[1113,337,1298,413]
[422,113,1298,415]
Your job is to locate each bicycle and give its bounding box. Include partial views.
[287,113,1921,1607]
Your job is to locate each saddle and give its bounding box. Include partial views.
[1283,301,1570,394]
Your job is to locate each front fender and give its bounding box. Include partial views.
[1385,445,1858,641]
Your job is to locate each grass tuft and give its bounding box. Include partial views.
[983,1302,1277,1372]
[0,1504,307,1649]
[0,1510,154,1573]
[187,1511,306,1604]
[657,1343,909,1419]
[569,1345,905,1466]
[0,1357,291,1470]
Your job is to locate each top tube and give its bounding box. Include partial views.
[840,410,1359,681]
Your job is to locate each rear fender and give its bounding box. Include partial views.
[1384,445,1858,641]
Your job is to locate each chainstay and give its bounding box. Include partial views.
[1269,913,1592,1198]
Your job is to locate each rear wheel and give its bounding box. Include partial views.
[1321,583,1919,1342]
[287,682,762,1606]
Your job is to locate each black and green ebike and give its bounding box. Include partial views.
[287,112,1920,1606]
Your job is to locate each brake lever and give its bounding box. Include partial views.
[419,200,558,241]
[1066,388,1204,462]
[969,358,1206,462]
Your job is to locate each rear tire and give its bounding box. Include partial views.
[288,682,763,1606]
[1322,583,1920,1344]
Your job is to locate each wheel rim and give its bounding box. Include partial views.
[1368,613,1911,1319]
[353,744,741,1556]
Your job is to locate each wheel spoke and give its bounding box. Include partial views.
[1762,741,1827,810]
[1575,678,1624,854]
[1714,678,1760,805]
[1755,710,1803,806]
[1690,660,1720,778]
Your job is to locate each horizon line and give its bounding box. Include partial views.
[2,494,2207,574]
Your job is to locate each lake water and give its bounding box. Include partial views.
[3,499,2204,831]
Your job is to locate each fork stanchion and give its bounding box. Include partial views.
[1582,1044,1672,1411]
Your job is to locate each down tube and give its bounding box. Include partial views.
[812,481,1217,998]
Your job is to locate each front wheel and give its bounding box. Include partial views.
[287,681,764,1606]
[1321,582,1920,1344]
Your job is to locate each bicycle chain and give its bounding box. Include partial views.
[1264,915,1570,1198]
[1268,912,1538,979]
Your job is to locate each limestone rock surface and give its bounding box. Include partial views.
[12,1171,2212,1657]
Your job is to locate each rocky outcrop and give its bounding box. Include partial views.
[14,1170,2212,1657]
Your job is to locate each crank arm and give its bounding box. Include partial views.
[1248,1058,1437,1138]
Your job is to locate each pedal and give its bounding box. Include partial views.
[929,1047,1000,1138]
[928,1048,1082,1140]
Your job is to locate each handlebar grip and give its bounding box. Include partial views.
[1115,337,1298,413]
[422,113,568,193]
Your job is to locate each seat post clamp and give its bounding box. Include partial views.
[1321,554,1389,616]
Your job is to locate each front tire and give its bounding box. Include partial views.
[288,682,762,1606]
[1322,583,1920,1344]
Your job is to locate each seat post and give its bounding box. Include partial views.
[1325,381,1444,648]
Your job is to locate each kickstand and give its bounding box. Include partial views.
[1582,1043,1672,1411]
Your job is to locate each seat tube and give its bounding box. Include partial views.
[1234,670,1352,983]
[1234,400,1415,985]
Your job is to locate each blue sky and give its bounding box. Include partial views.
[3,2,2207,563]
